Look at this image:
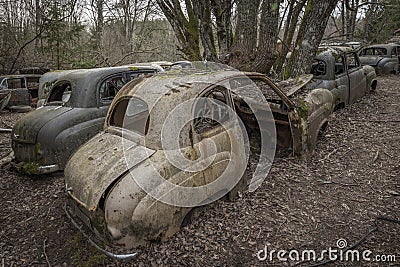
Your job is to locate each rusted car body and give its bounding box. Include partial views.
[0,74,41,106]
[308,46,377,109]
[11,65,159,174]
[64,69,334,257]
[358,44,400,75]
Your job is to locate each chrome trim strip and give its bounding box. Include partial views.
[38,164,59,174]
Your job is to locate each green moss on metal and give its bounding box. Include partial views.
[70,233,107,267]
[22,162,40,175]
[297,100,309,119]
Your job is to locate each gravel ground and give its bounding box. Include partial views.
[0,76,399,267]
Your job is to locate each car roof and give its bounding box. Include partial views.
[318,46,354,55]
[115,69,268,102]
[107,68,289,149]
[56,65,158,83]
[362,43,399,49]
[48,65,159,108]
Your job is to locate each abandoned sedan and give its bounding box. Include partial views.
[309,46,377,109]
[11,65,159,174]
[64,68,334,257]
[358,44,400,75]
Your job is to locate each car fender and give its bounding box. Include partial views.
[54,117,106,168]
[379,60,398,74]
[301,88,334,150]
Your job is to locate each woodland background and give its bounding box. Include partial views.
[0,0,399,77]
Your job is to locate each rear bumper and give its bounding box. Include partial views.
[64,201,138,260]
[12,140,60,174]
[37,164,59,173]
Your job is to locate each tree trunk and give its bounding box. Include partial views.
[96,0,104,49]
[252,0,281,74]
[227,0,261,71]
[273,0,306,73]
[284,0,339,78]
[211,0,233,60]
[193,0,218,61]
[35,0,40,50]
[156,0,201,60]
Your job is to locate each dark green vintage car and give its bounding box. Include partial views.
[11,65,160,174]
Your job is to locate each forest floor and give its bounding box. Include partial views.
[0,75,399,267]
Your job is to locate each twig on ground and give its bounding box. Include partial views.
[319,148,338,162]
[0,128,12,133]
[43,238,51,267]
[372,149,379,163]
[319,180,359,187]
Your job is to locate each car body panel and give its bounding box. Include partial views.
[359,44,400,74]
[65,69,335,251]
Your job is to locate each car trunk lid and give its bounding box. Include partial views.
[64,131,155,211]
[12,106,72,144]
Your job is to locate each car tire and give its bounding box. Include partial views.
[9,105,32,113]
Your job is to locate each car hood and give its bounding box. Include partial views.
[12,106,72,144]
[64,130,155,211]
[276,74,313,97]
[359,56,383,66]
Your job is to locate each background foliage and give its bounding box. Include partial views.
[0,0,399,77]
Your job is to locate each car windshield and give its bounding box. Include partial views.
[360,48,387,56]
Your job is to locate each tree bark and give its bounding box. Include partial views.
[252,0,281,74]
[210,0,233,60]
[193,0,218,61]
[273,0,306,73]
[227,0,261,70]
[156,0,201,60]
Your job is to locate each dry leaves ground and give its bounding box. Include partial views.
[0,76,399,267]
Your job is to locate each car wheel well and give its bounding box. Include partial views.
[371,80,378,91]
[334,102,345,111]
[318,121,329,138]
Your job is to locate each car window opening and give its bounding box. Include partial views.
[100,76,124,102]
[334,56,345,75]
[311,59,327,76]
[47,82,72,105]
[232,79,293,150]
[7,78,26,89]
[194,87,230,135]
[110,98,149,135]
[360,48,387,56]
[347,53,360,70]
[26,77,39,99]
